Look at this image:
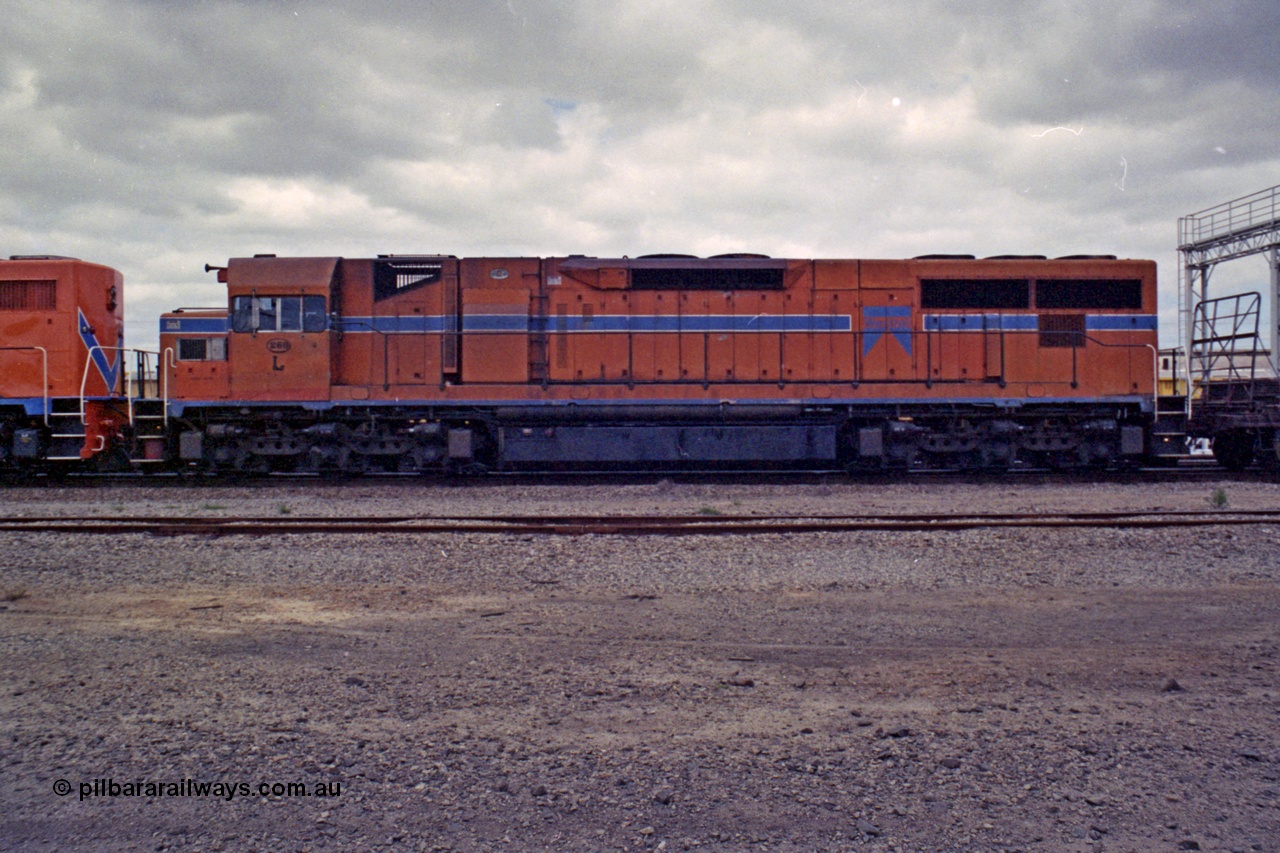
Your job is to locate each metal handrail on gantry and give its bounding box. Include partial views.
[1179,185,1280,261]
[1178,183,1280,411]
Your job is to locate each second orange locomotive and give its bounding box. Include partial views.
[160,252,1158,472]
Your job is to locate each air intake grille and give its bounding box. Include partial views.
[0,280,56,311]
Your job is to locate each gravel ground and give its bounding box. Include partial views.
[1,477,1279,852]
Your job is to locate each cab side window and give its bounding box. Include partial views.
[230,295,327,332]
[177,338,227,361]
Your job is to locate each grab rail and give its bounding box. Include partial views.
[78,346,161,425]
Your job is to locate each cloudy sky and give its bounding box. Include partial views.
[3,0,1277,350]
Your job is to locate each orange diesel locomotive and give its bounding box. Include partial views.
[159,252,1159,473]
[0,255,151,471]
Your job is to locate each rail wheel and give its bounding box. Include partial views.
[1212,431,1255,471]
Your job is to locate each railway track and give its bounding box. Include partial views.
[3,508,1279,537]
[8,456,1270,488]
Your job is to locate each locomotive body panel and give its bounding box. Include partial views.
[176,253,1158,408]
[458,258,538,385]
[0,257,123,404]
[331,257,460,396]
[858,285,917,383]
[1,257,131,468]
[460,288,531,384]
[160,309,230,402]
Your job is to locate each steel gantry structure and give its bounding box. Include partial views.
[1179,184,1280,398]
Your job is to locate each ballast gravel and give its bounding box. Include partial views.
[1,476,1279,852]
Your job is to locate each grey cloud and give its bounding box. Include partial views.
[2,0,1278,353]
[1133,1,1280,88]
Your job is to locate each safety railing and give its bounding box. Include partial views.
[1178,185,1280,249]
[1191,293,1262,386]
[78,346,162,426]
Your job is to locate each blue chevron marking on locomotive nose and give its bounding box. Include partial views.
[78,308,120,392]
[862,306,913,356]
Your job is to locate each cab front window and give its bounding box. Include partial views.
[279,296,301,331]
[257,297,279,330]
[303,297,327,332]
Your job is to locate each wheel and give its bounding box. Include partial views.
[1212,432,1255,471]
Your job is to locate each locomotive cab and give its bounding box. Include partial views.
[223,256,334,402]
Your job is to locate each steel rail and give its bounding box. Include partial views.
[4,509,1280,524]
[7,458,1260,484]
[1,509,1279,536]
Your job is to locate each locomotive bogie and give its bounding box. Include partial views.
[843,408,1147,472]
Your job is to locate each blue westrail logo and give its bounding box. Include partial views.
[77,308,120,393]
[862,306,913,356]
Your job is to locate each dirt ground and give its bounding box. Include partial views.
[2,479,1279,852]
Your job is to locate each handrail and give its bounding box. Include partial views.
[162,347,175,425]
[1144,344,1160,417]
[1059,334,1162,411]
[0,346,49,424]
[79,346,161,426]
[1179,184,1280,248]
